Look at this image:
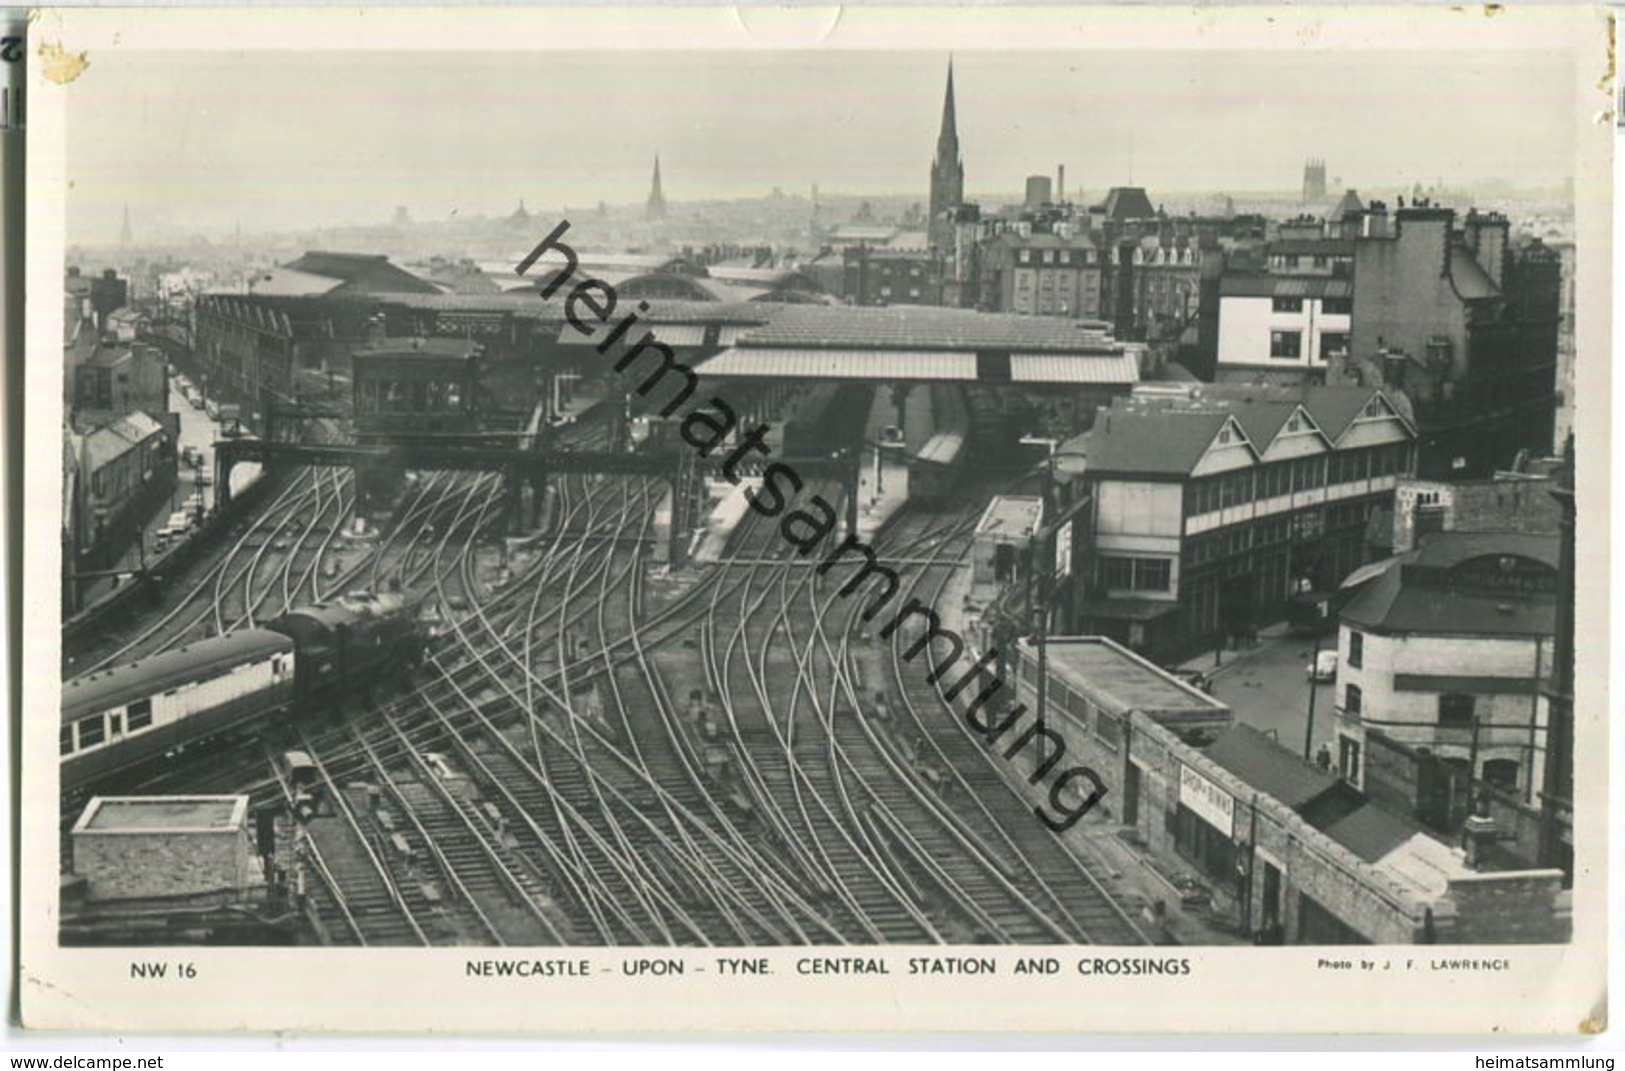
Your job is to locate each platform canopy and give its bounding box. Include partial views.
[698,346,1139,385]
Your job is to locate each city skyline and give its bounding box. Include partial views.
[67,47,1579,245]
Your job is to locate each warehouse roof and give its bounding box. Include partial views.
[735,305,1130,352]
[281,252,440,295]
[698,346,1139,385]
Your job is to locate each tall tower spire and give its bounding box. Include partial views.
[120,202,132,246]
[646,155,667,221]
[938,59,958,148]
[928,60,964,252]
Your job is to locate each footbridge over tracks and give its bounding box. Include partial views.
[213,438,861,564]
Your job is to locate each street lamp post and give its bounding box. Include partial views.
[1303,630,1322,761]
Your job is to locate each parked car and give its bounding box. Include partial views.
[1306,650,1339,682]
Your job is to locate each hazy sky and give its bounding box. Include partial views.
[65,47,1577,242]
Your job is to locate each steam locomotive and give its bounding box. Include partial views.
[61,591,425,795]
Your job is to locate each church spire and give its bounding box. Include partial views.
[928,61,964,253]
[646,155,667,220]
[938,58,958,152]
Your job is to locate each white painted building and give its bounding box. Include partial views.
[1216,275,1353,372]
[1333,531,1557,803]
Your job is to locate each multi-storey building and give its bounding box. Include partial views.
[977,231,1101,317]
[842,245,944,306]
[1064,384,1415,660]
[1343,205,1561,478]
[1333,531,1558,865]
[1215,274,1353,376]
[73,342,170,422]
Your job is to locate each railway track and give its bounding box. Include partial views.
[89,394,1147,947]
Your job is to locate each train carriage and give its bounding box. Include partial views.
[61,629,297,792]
[62,591,425,798]
[908,430,966,507]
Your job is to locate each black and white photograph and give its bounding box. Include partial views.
[16,6,1611,1034]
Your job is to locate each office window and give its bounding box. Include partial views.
[1272,296,1304,314]
[1019,250,1032,264]
[1439,693,1476,729]
[1346,631,1363,669]
[1101,557,1134,590]
[1322,297,1353,316]
[1344,684,1362,716]
[1270,331,1304,360]
[1099,556,1171,592]
[1320,331,1350,356]
[60,726,73,756]
[1137,558,1172,592]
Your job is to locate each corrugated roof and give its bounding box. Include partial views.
[378,293,555,316]
[1008,353,1139,385]
[735,305,1123,352]
[558,323,710,348]
[1203,724,1344,811]
[699,348,975,381]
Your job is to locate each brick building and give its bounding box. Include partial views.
[193,252,441,413]
[1342,205,1561,478]
[70,796,259,902]
[842,245,945,307]
[976,231,1101,318]
[1006,640,1569,944]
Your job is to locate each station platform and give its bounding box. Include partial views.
[932,544,1248,947]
